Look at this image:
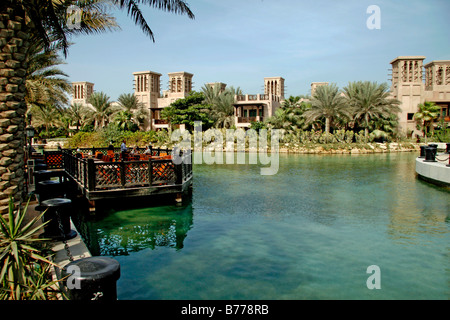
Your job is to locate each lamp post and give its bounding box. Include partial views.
[25,125,35,159]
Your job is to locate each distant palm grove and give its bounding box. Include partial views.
[31,79,408,148]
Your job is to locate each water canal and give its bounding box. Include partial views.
[74,152,449,300]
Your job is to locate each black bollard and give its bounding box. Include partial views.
[423,147,437,162]
[34,163,48,171]
[419,145,427,158]
[37,180,66,202]
[61,257,121,301]
[34,170,65,195]
[39,198,77,241]
[428,144,438,156]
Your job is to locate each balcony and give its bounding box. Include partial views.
[154,119,169,125]
[235,94,279,103]
[237,117,263,124]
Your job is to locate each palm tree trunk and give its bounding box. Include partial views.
[364,114,369,143]
[325,117,330,134]
[0,7,30,214]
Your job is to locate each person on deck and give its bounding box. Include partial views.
[107,142,115,157]
[121,140,128,160]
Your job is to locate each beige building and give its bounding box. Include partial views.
[72,81,94,105]
[310,82,329,96]
[390,56,450,135]
[234,77,285,128]
[132,71,194,130]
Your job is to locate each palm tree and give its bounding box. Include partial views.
[201,84,242,128]
[117,93,147,128]
[29,104,62,133]
[113,110,138,131]
[303,83,349,134]
[0,0,194,207]
[344,81,401,142]
[87,92,117,129]
[65,103,89,131]
[414,101,441,140]
[266,97,309,132]
[25,41,72,111]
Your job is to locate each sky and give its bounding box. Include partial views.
[61,0,450,102]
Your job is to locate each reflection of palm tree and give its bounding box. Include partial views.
[303,83,349,134]
[414,101,441,140]
[344,81,400,142]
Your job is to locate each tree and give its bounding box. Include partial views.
[25,41,71,111]
[161,91,213,131]
[414,101,441,139]
[201,84,242,128]
[303,84,349,134]
[344,81,400,142]
[65,103,89,131]
[87,92,118,129]
[266,96,310,131]
[113,110,139,132]
[117,93,147,129]
[368,113,399,141]
[0,0,194,210]
[29,104,61,133]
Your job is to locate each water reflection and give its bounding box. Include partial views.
[76,201,193,256]
[73,152,449,299]
[385,155,449,245]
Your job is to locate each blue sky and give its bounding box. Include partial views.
[61,0,450,101]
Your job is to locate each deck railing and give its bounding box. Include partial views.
[45,148,192,192]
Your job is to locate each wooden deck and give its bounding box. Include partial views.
[42,147,193,203]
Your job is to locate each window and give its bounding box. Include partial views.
[407,113,415,121]
[249,110,257,117]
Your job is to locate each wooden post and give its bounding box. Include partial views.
[148,158,153,186]
[87,159,96,191]
[175,162,183,185]
[120,160,126,187]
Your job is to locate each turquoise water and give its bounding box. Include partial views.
[78,152,449,300]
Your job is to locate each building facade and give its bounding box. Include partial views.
[234,77,285,129]
[132,71,194,131]
[72,81,94,105]
[390,56,450,135]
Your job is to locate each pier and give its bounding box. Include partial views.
[415,143,450,188]
[35,147,193,211]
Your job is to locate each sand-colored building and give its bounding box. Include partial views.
[71,56,450,134]
[71,81,95,105]
[132,71,194,130]
[390,56,450,134]
[233,77,285,129]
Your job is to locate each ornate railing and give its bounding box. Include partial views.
[46,148,192,193]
